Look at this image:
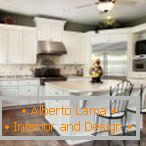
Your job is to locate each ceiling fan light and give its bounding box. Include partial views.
[98,2,114,12]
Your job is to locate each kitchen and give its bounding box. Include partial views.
[0,0,146,146]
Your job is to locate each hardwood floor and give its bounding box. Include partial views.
[1,106,146,146]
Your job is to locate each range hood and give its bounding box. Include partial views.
[38,41,67,55]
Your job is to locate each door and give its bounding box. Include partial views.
[0,29,7,63]
[22,31,37,64]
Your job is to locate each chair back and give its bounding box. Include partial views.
[140,84,146,111]
[109,100,129,116]
[110,80,134,96]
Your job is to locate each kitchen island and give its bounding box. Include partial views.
[45,80,140,145]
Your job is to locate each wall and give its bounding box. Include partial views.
[0,11,96,32]
[127,15,146,26]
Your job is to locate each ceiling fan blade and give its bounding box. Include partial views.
[75,2,98,9]
[116,0,137,6]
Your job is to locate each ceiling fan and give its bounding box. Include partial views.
[75,0,137,13]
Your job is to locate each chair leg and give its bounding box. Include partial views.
[138,140,140,146]
[108,119,111,146]
[93,115,100,146]
[95,115,99,136]
[121,118,126,146]
[93,140,96,146]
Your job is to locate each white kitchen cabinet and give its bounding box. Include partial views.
[34,17,66,41]
[0,87,18,96]
[0,29,7,64]
[51,24,63,41]
[0,24,37,64]
[22,31,37,64]
[0,79,41,108]
[60,31,86,64]
[91,33,128,45]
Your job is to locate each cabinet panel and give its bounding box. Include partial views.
[0,87,18,96]
[22,31,37,64]
[19,79,39,86]
[9,30,22,64]
[51,24,63,41]
[18,86,39,96]
[91,34,128,45]
[0,29,7,63]
[61,32,86,64]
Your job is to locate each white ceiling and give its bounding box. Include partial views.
[0,0,146,25]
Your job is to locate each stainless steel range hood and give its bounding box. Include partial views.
[38,41,67,55]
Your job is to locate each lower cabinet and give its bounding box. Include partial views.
[0,87,18,96]
[0,79,43,108]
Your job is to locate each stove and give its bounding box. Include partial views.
[34,68,67,85]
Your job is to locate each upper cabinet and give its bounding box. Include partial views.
[9,30,23,64]
[60,31,87,64]
[34,17,66,41]
[91,28,131,45]
[0,24,37,64]
[22,31,37,64]
[0,29,7,64]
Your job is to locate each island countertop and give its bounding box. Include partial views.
[45,80,120,94]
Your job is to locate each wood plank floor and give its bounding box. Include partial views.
[1,106,146,146]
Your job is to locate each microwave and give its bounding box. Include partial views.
[133,59,146,72]
[135,40,146,56]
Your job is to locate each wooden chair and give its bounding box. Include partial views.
[93,80,134,146]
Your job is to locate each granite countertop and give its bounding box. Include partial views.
[45,80,120,93]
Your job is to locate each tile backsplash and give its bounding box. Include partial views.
[0,65,36,76]
[0,56,84,76]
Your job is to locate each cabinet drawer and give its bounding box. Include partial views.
[18,86,39,96]
[19,80,40,86]
[1,80,18,86]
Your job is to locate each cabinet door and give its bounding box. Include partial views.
[61,32,86,64]
[8,30,22,64]
[22,31,37,64]
[61,32,76,64]
[18,86,39,96]
[2,100,19,107]
[74,34,86,64]
[0,87,18,96]
[0,29,7,64]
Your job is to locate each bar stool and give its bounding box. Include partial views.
[127,84,146,146]
[93,80,134,146]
